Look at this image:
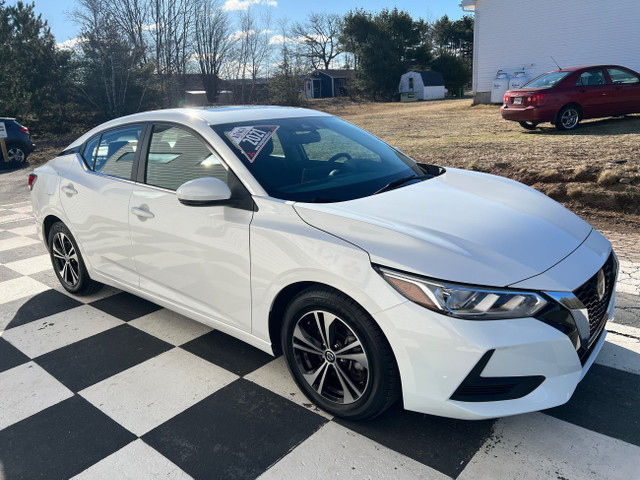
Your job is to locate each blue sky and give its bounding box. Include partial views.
[10,0,466,43]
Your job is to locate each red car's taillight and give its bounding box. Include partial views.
[28,173,37,191]
[503,93,509,105]
[526,93,547,106]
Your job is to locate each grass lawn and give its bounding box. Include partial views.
[313,98,640,232]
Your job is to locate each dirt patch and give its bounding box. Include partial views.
[311,98,640,231]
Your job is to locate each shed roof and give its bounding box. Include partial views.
[410,71,445,86]
[309,69,355,79]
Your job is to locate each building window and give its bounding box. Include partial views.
[409,77,414,91]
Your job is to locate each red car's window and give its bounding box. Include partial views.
[576,69,607,87]
[607,68,640,84]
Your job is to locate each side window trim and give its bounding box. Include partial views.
[134,123,152,183]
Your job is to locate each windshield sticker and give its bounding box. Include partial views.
[227,125,279,162]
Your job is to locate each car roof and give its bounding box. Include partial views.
[67,106,332,149]
[549,65,632,73]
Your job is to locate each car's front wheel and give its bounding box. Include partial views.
[47,222,102,295]
[556,105,581,131]
[282,287,400,420]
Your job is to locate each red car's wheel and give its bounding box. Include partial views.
[556,105,581,131]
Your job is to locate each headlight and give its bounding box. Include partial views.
[377,267,547,320]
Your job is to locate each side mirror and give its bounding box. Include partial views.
[176,177,232,206]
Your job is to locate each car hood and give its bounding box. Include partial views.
[293,168,592,287]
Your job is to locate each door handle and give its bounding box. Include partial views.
[62,184,78,196]
[131,206,155,219]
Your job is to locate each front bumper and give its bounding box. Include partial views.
[373,255,616,420]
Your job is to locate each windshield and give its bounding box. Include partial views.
[523,71,570,88]
[212,116,429,202]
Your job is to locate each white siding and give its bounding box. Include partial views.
[472,0,640,98]
[423,86,446,100]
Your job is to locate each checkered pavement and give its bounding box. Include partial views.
[1,199,640,480]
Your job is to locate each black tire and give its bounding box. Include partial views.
[5,143,28,163]
[281,286,400,420]
[47,222,102,295]
[556,105,581,131]
[519,121,539,130]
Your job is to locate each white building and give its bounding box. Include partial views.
[398,71,446,100]
[460,0,640,104]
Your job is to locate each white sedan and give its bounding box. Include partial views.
[29,107,617,420]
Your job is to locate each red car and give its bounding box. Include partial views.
[501,65,640,131]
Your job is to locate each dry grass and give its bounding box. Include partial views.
[597,169,618,186]
[312,98,640,232]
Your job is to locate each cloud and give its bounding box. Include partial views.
[228,29,256,41]
[269,34,305,45]
[222,0,277,11]
[57,37,85,51]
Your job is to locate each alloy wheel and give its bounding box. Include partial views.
[51,232,80,287]
[7,147,26,163]
[291,310,370,405]
[560,108,579,129]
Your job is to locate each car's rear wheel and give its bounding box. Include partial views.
[5,144,27,163]
[519,121,539,130]
[556,105,581,131]
[282,287,400,420]
[48,222,102,295]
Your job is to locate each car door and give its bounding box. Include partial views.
[574,68,616,118]
[59,124,144,288]
[606,67,640,114]
[128,123,254,331]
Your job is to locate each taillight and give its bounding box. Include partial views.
[503,93,509,105]
[20,127,29,134]
[28,173,37,191]
[525,93,547,106]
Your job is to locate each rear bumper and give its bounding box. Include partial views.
[500,105,557,123]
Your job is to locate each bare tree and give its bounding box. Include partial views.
[233,7,272,103]
[150,0,199,105]
[72,0,144,118]
[293,12,342,70]
[107,0,151,63]
[269,20,309,105]
[194,0,232,103]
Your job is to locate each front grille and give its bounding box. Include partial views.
[573,253,617,344]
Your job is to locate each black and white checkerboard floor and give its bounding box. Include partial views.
[1,199,640,480]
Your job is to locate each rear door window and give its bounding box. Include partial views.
[93,125,143,180]
[576,69,607,86]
